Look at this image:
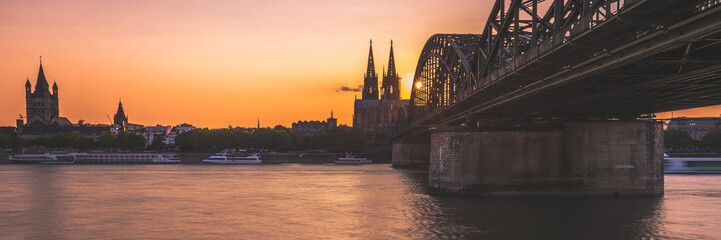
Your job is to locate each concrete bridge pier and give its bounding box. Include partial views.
[392,140,430,167]
[429,120,664,196]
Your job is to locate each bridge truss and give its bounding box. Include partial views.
[408,0,721,129]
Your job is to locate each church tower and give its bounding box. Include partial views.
[114,100,128,132]
[362,40,379,100]
[382,40,400,100]
[25,58,60,126]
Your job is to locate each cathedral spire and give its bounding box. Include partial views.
[387,40,397,79]
[362,39,379,100]
[365,40,376,78]
[381,40,400,100]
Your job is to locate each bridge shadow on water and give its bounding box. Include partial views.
[396,168,663,240]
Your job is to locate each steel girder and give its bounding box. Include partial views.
[408,0,647,125]
[408,34,481,123]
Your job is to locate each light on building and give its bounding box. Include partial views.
[415,81,422,89]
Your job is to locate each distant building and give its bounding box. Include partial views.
[668,117,721,140]
[291,111,339,135]
[164,123,196,145]
[24,59,71,127]
[142,125,172,146]
[113,100,129,132]
[18,59,110,138]
[353,40,409,134]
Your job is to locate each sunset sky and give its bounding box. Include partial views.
[0,0,719,128]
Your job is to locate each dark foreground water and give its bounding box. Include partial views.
[0,164,719,239]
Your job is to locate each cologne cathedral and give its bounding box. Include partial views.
[353,40,409,135]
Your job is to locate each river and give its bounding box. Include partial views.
[0,164,719,239]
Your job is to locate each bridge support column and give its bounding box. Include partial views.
[392,141,430,167]
[429,120,664,196]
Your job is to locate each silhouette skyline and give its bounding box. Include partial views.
[0,0,716,128]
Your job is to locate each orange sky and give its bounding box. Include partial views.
[1,0,719,128]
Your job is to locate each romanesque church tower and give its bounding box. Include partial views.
[362,40,379,100]
[381,40,400,100]
[114,100,129,132]
[25,59,60,126]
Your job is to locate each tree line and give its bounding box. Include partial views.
[664,128,721,152]
[174,126,365,152]
[0,125,368,153]
[0,131,146,151]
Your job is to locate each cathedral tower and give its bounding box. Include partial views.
[25,58,60,126]
[382,40,400,100]
[362,40,379,100]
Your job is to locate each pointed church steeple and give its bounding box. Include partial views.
[114,99,128,132]
[387,40,397,80]
[116,100,126,118]
[34,57,50,95]
[365,40,376,78]
[362,39,379,100]
[382,40,400,100]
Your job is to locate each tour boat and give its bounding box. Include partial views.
[9,153,181,164]
[335,153,372,164]
[202,152,261,164]
[664,154,721,174]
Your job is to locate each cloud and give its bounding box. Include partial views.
[335,85,363,92]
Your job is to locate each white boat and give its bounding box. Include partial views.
[8,153,181,164]
[203,153,261,164]
[9,153,75,164]
[335,153,372,164]
[664,154,721,173]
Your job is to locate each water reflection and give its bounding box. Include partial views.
[0,164,718,239]
[396,168,664,239]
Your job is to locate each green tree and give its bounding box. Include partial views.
[253,127,293,151]
[116,132,146,150]
[175,128,253,152]
[701,130,721,151]
[147,135,166,150]
[98,131,117,149]
[0,133,21,149]
[664,128,694,150]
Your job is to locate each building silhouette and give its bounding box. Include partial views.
[24,59,70,126]
[291,111,341,136]
[381,40,400,100]
[18,58,110,137]
[354,40,409,134]
[113,100,129,132]
[362,40,379,100]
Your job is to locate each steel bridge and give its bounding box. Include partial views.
[398,0,721,140]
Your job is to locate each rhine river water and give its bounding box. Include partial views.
[0,164,719,239]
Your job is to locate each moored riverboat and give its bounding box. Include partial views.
[9,153,181,164]
[203,152,261,164]
[664,154,721,174]
[335,153,372,164]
